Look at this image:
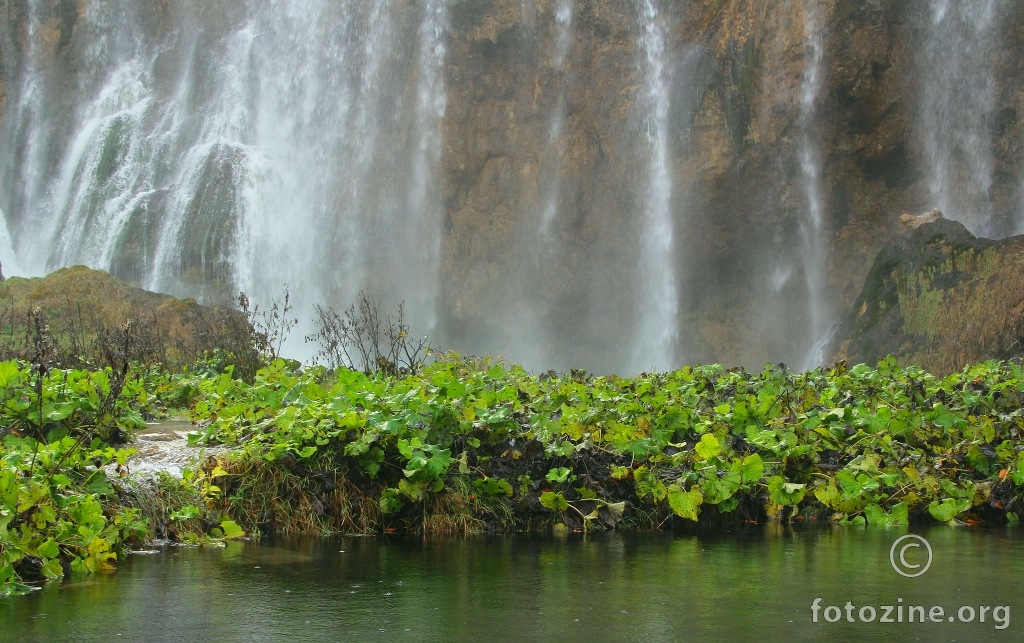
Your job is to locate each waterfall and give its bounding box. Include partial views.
[539,0,573,234]
[632,0,678,373]
[797,0,830,370]
[917,0,1001,237]
[147,21,261,300]
[1,1,449,356]
[403,0,450,335]
[22,4,162,282]
[8,2,1018,374]
[2,0,53,275]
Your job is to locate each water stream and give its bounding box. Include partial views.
[797,0,830,371]
[118,419,228,479]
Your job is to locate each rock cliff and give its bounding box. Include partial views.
[2,1,1023,372]
[434,0,1024,370]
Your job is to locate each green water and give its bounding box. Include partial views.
[3,526,1021,641]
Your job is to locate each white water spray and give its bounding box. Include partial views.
[918,0,1001,237]
[632,0,678,372]
[798,0,831,371]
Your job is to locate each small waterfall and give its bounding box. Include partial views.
[797,0,830,371]
[539,0,573,234]
[632,0,678,372]
[917,0,1001,237]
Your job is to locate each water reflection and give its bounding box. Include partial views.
[3,526,1022,641]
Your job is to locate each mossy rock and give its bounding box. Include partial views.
[0,265,242,366]
[829,218,1024,374]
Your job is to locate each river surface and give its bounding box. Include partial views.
[3,526,1021,641]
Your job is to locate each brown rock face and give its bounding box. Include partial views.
[3,1,1024,373]
[441,1,653,371]
[436,0,1024,371]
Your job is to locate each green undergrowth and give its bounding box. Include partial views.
[183,355,1024,538]
[0,360,239,596]
[4,354,1024,596]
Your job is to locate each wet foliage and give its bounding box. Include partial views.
[0,359,155,596]
[183,355,1024,538]
[0,356,251,597]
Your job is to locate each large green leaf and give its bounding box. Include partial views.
[927,498,959,522]
[540,491,569,512]
[864,502,908,526]
[668,485,703,521]
[737,453,764,484]
[694,434,721,460]
[768,476,806,506]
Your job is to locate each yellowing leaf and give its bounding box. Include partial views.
[695,434,720,460]
[668,485,703,521]
[220,520,246,540]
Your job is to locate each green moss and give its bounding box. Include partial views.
[834,219,1024,374]
[897,270,944,337]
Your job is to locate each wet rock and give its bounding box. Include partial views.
[828,217,1024,374]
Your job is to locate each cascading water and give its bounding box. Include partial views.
[917,0,1002,237]
[7,2,1019,374]
[1,1,449,355]
[539,0,573,235]
[1,0,53,278]
[403,0,450,335]
[797,0,831,370]
[631,0,678,373]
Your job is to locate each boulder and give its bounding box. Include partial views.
[828,215,1024,374]
[0,265,246,366]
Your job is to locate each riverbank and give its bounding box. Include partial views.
[181,355,1024,535]
[3,354,1023,595]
